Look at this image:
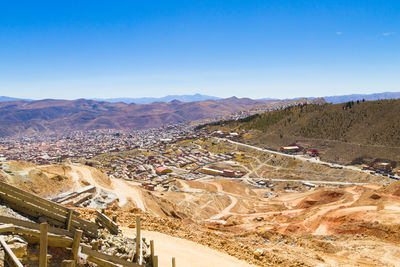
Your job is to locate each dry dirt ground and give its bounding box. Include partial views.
[122,228,255,267]
[1,161,400,266]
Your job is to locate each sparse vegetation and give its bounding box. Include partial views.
[203,100,400,147]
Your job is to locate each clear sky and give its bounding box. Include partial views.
[0,0,399,99]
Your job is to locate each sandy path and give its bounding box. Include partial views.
[111,179,146,210]
[209,195,238,220]
[68,168,84,189]
[68,165,146,210]
[304,186,362,234]
[122,228,256,267]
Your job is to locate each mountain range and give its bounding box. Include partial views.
[1,92,399,105]
[321,92,400,104]
[0,97,265,137]
[92,93,221,104]
[0,96,31,102]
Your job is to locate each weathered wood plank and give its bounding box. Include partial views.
[0,215,73,237]
[55,185,96,204]
[0,181,80,216]
[95,211,119,235]
[66,209,73,231]
[150,240,154,264]
[21,234,73,248]
[0,223,15,234]
[71,192,93,206]
[0,191,98,237]
[136,215,141,264]
[153,255,159,267]
[61,260,75,267]
[81,245,142,267]
[0,237,24,267]
[0,181,98,233]
[11,227,74,247]
[72,230,82,260]
[40,222,48,267]
[87,256,120,267]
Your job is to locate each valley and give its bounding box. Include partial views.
[1,132,399,266]
[1,99,400,266]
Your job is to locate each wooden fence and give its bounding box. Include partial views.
[95,210,119,235]
[0,181,98,237]
[0,181,176,266]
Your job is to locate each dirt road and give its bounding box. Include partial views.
[122,228,256,267]
[219,138,372,174]
[68,165,146,210]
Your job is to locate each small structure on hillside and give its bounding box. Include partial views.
[374,162,392,171]
[156,166,172,175]
[280,145,301,154]
[199,167,224,176]
[223,169,236,177]
[142,182,156,191]
[212,130,226,137]
[306,149,320,157]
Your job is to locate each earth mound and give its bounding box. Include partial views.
[296,189,345,209]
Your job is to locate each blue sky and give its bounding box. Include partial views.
[0,0,399,99]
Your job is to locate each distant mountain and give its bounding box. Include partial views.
[0,97,265,137]
[322,92,400,104]
[0,96,31,102]
[2,91,399,105]
[94,94,221,104]
[260,92,400,104]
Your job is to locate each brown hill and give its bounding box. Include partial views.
[0,97,266,137]
[201,99,400,164]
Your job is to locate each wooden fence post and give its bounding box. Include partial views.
[66,209,73,231]
[40,222,48,267]
[172,257,176,267]
[91,240,99,251]
[150,240,154,263]
[135,215,141,264]
[71,229,83,260]
[153,255,158,267]
[61,260,75,267]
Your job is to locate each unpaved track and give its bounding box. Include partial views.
[122,228,256,267]
[68,165,146,210]
[219,138,371,174]
[113,179,146,210]
[209,195,238,220]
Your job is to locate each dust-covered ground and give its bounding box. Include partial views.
[1,161,400,266]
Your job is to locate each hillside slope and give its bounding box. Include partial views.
[202,99,400,163]
[244,100,400,146]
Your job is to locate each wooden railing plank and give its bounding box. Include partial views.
[87,256,120,267]
[81,245,142,267]
[0,237,24,267]
[0,181,79,216]
[39,222,48,267]
[0,215,73,237]
[95,211,119,235]
[0,183,98,237]
[12,227,73,247]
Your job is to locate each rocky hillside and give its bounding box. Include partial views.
[201,99,400,164]
[211,99,400,146]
